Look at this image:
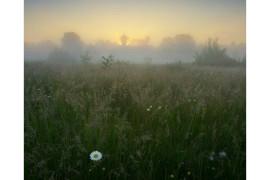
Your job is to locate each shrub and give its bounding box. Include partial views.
[194,38,239,66]
[102,55,115,69]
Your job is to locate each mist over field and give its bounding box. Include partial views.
[24,0,246,179]
[24,32,246,64]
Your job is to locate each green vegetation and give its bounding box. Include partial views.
[24,62,246,179]
[80,51,92,65]
[102,55,115,69]
[194,38,245,67]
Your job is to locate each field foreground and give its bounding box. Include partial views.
[24,62,246,179]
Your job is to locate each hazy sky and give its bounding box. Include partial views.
[25,0,246,46]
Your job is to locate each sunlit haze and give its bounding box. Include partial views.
[25,0,246,46]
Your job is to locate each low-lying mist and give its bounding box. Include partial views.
[24,32,246,64]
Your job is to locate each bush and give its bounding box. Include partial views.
[102,55,115,69]
[194,38,239,66]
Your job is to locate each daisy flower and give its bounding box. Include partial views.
[90,151,102,161]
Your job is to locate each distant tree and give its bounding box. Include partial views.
[61,32,84,60]
[194,38,239,66]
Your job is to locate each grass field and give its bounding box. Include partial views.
[24,62,246,179]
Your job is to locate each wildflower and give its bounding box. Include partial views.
[147,108,150,111]
[45,95,52,99]
[90,151,102,161]
[211,167,215,171]
[164,120,167,123]
[219,151,227,157]
[170,174,174,178]
[209,152,215,160]
[188,172,191,175]
[149,105,152,108]
[102,167,105,171]
[158,106,162,110]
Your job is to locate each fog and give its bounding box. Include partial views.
[24,32,246,64]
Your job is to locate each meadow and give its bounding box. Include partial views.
[24,62,246,179]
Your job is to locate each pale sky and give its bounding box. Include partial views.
[25,0,246,46]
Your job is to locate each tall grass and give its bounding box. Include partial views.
[24,62,246,179]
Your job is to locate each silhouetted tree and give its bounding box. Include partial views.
[61,32,84,60]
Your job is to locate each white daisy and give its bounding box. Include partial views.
[90,151,102,161]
